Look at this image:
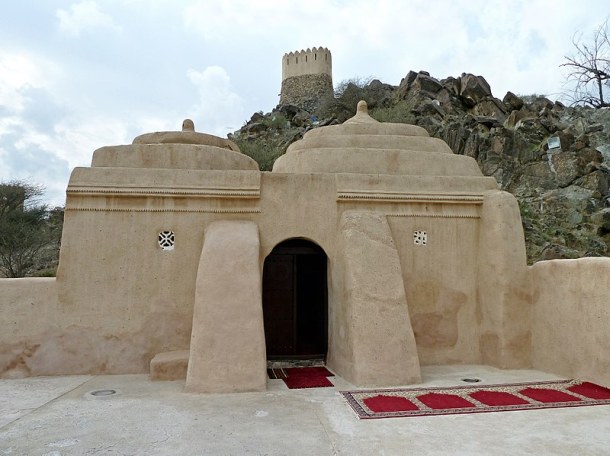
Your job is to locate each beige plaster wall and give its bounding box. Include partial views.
[92,144,258,170]
[273,149,483,176]
[2,166,530,381]
[0,278,59,378]
[37,171,338,378]
[286,135,455,154]
[477,190,532,369]
[54,208,215,374]
[388,215,480,365]
[186,221,266,393]
[52,167,263,376]
[329,211,420,386]
[258,173,338,258]
[531,258,610,385]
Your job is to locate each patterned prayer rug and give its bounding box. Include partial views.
[268,366,335,389]
[341,379,610,419]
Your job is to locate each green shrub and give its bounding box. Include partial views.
[35,267,57,277]
[370,99,416,124]
[319,77,375,122]
[262,113,289,130]
[233,137,284,171]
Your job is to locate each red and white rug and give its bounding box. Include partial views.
[268,366,335,389]
[341,379,610,419]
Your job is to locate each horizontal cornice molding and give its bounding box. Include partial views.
[337,190,484,204]
[67,185,260,199]
[65,207,261,213]
[386,212,479,219]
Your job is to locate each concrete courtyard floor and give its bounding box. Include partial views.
[1,365,610,455]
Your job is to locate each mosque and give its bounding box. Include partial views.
[1,49,608,393]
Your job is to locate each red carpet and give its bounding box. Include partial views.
[268,366,334,389]
[341,379,610,419]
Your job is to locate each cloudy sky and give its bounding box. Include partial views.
[1,0,608,206]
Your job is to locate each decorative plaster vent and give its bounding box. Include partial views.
[413,230,427,246]
[158,231,175,251]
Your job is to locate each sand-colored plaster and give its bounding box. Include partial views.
[282,47,332,79]
[286,135,454,154]
[328,211,421,386]
[477,190,531,368]
[133,130,240,151]
[0,105,552,389]
[0,279,58,378]
[531,258,610,385]
[274,102,480,176]
[185,220,267,393]
[150,350,189,381]
[388,215,480,365]
[92,144,259,170]
[273,148,482,175]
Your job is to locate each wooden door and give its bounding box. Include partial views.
[262,254,296,356]
[263,240,327,360]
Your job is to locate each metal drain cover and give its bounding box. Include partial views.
[90,389,117,396]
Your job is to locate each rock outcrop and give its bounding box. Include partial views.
[232,72,610,263]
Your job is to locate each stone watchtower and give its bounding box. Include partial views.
[279,47,333,112]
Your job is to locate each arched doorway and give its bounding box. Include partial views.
[262,239,328,360]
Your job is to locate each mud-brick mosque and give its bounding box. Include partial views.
[1,47,609,393]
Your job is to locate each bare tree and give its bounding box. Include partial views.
[561,18,610,108]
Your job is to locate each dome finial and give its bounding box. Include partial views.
[182,119,195,132]
[343,100,377,125]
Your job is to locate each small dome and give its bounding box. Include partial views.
[272,101,482,177]
[133,119,240,151]
[92,119,259,171]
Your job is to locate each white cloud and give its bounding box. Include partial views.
[180,0,607,101]
[0,51,48,112]
[0,115,134,207]
[187,66,245,136]
[56,1,121,37]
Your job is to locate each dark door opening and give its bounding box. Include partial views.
[262,239,328,360]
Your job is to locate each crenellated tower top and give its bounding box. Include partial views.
[282,47,332,80]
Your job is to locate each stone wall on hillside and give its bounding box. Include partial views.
[280,74,334,113]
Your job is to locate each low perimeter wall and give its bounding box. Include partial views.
[4,259,610,383]
[531,258,610,385]
[0,278,59,378]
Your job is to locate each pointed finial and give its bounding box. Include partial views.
[344,99,378,125]
[182,119,195,132]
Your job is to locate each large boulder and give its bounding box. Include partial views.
[503,91,525,111]
[459,73,492,106]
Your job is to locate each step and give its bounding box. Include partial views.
[150,350,189,381]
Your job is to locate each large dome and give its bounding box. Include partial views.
[272,101,482,176]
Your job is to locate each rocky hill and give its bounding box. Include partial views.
[230,71,610,264]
